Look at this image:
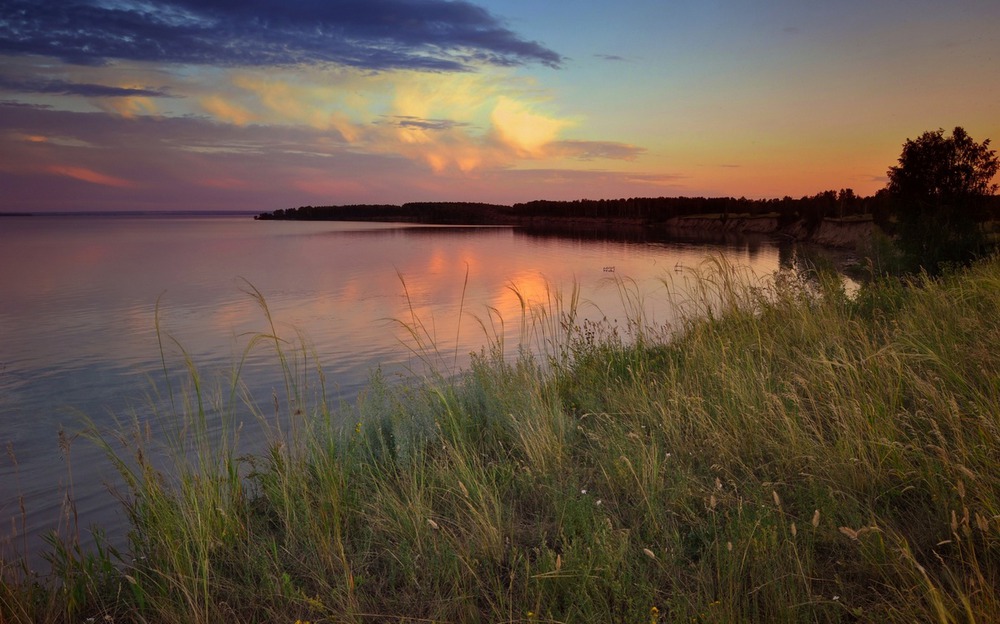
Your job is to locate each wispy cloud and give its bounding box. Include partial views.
[47,165,137,188]
[0,100,674,209]
[549,140,645,161]
[200,96,258,126]
[594,54,629,62]
[0,77,170,98]
[380,115,472,131]
[496,169,688,194]
[0,0,563,71]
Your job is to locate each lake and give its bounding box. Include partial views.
[0,213,790,565]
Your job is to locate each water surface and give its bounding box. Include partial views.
[0,214,785,562]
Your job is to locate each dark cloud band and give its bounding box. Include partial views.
[0,0,563,71]
[0,77,169,98]
[379,115,471,131]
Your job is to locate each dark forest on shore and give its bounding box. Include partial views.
[255,191,1000,234]
[256,190,892,227]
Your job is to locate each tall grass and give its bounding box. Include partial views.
[3,256,1000,622]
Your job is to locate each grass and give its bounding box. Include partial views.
[3,255,1000,622]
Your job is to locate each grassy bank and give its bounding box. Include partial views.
[3,257,1000,623]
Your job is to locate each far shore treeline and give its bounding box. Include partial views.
[255,191,896,227]
[255,191,1000,232]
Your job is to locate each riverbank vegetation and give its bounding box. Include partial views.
[4,253,1000,623]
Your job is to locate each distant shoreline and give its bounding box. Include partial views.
[255,198,882,248]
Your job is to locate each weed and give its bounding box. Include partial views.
[5,255,1000,622]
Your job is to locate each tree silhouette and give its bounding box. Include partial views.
[886,127,999,273]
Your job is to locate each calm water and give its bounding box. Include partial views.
[0,214,785,563]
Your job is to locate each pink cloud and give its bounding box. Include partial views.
[47,165,137,188]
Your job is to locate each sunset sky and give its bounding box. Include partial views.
[1,0,998,212]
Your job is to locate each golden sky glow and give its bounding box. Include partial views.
[491,97,572,157]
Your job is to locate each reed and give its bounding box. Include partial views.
[3,255,1000,622]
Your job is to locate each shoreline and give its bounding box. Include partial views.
[659,214,876,248]
[258,208,879,249]
[254,195,891,250]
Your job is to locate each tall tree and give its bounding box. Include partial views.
[886,127,999,273]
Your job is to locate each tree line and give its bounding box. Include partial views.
[255,191,895,228]
[257,127,1000,275]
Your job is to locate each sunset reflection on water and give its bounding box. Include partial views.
[0,215,787,560]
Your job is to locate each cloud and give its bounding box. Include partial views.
[548,140,646,161]
[0,102,390,208]
[98,95,161,119]
[0,0,563,71]
[503,169,686,186]
[491,97,570,157]
[200,95,258,126]
[47,165,137,188]
[380,115,472,131]
[479,168,690,202]
[0,101,679,210]
[0,77,170,98]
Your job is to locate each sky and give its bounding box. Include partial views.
[1,0,998,212]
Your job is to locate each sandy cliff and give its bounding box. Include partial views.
[663,215,875,247]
